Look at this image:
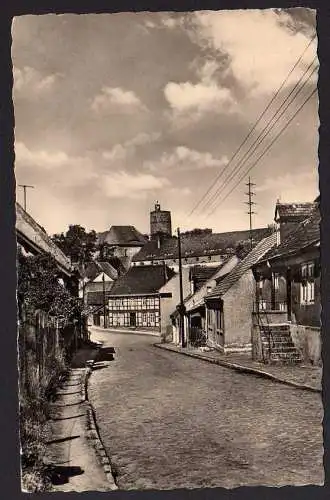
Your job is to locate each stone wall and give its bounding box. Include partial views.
[290,324,321,365]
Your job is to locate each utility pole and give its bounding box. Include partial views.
[245,177,256,250]
[102,273,107,329]
[18,184,34,211]
[177,228,186,348]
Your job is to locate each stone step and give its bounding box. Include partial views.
[263,346,298,353]
[269,351,302,359]
[262,330,292,336]
[261,337,294,344]
[270,358,302,365]
[262,337,294,344]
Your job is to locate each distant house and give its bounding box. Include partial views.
[252,200,320,365]
[170,256,240,346]
[97,225,148,267]
[132,227,273,272]
[274,201,317,243]
[107,264,175,331]
[158,267,191,340]
[204,233,277,353]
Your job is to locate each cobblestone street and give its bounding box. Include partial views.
[89,328,324,490]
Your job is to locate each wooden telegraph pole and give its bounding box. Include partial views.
[177,228,186,348]
[245,177,256,250]
[19,184,34,211]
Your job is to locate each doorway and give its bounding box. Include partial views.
[130,312,136,327]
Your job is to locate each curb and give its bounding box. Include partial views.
[82,350,118,490]
[154,343,321,394]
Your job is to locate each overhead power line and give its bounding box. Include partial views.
[187,34,316,218]
[205,59,318,216]
[207,86,317,216]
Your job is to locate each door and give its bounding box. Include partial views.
[130,312,136,327]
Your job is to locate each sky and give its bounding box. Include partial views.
[12,9,319,236]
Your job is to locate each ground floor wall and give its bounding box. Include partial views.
[290,324,321,365]
[219,271,255,353]
[108,309,160,329]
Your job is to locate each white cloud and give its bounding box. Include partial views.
[145,146,228,172]
[15,141,97,186]
[13,66,59,96]
[164,81,236,114]
[102,171,170,200]
[102,132,161,162]
[91,86,146,114]
[193,9,318,96]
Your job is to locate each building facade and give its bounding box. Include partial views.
[106,264,175,331]
[204,233,277,353]
[108,295,161,329]
[252,202,321,365]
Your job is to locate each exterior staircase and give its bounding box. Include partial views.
[260,323,302,364]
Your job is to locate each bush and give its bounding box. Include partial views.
[19,343,69,492]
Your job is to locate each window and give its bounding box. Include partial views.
[215,310,221,330]
[301,281,315,304]
[300,261,316,305]
[196,257,199,262]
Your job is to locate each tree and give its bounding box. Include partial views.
[17,252,82,322]
[52,225,97,265]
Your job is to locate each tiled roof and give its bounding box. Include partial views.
[16,202,72,274]
[259,206,320,263]
[132,227,272,262]
[275,202,317,221]
[189,265,222,291]
[98,225,148,246]
[206,233,277,299]
[81,261,118,281]
[109,264,176,296]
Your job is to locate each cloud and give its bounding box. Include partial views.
[91,86,147,114]
[13,66,59,96]
[255,170,318,201]
[15,141,97,186]
[164,81,235,114]
[145,146,228,172]
[102,171,170,199]
[102,131,161,162]
[192,9,318,96]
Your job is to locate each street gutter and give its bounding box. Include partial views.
[154,343,321,394]
[83,347,118,490]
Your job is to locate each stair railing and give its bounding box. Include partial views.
[255,302,274,363]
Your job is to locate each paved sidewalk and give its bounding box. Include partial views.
[155,343,322,393]
[44,343,115,492]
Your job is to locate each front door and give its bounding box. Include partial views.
[130,312,136,327]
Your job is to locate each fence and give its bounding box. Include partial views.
[18,308,86,405]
